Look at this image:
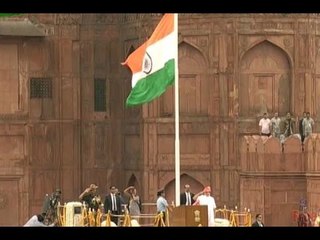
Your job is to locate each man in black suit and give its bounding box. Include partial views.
[180,184,195,206]
[251,213,264,227]
[104,186,122,225]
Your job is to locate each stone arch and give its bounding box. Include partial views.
[127,174,140,191]
[160,41,209,116]
[240,38,293,67]
[178,40,208,70]
[162,173,204,204]
[239,40,291,117]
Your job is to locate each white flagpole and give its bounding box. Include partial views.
[174,13,180,206]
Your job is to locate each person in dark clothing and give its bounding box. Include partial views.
[104,186,122,225]
[283,112,295,138]
[42,188,62,225]
[180,184,195,206]
[252,213,264,227]
[299,112,307,142]
[79,184,101,211]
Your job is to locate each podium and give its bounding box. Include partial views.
[170,205,208,226]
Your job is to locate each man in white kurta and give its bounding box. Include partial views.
[193,186,216,226]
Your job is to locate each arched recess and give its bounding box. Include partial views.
[162,173,204,204]
[160,41,208,117]
[127,174,140,191]
[239,40,291,117]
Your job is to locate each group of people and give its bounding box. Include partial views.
[32,183,320,227]
[24,184,142,226]
[297,206,320,227]
[24,188,62,226]
[156,184,217,226]
[251,206,320,227]
[179,184,265,227]
[259,111,315,143]
[25,182,320,227]
[78,184,142,225]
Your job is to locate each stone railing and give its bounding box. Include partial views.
[239,134,320,172]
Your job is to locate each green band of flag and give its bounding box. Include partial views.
[0,13,20,17]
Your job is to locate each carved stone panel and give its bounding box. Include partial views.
[30,125,57,167]
[161,42,208,117]
[157,154,210,167]
[124,135,141,169]
[239,40,290,117]
[94,124,108,163]
[269,179,305,226]
[298,35,307,68]
[0,135,24,160]
[0,43,19,114]
[0,179,19,226]
[240,178,264,215]
[56,14,81,25]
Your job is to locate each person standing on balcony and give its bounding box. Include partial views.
[283,112,295,138]
[259,113,271,137]
[302,112,315,141]
[270,112,281,138]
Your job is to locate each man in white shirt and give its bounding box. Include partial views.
[270,112,281,138]
[302,112,315,140]
[259,112,271,137]
[193,186,216,226]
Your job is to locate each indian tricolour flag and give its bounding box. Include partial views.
[122,13,177,107]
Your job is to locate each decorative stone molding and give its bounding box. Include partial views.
[283,37,292,49]
[0,114,28,121]
[95,14,118,24]
[119,14,162,24]
[56,14,81,25]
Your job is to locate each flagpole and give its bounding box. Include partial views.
[174,13,180,206]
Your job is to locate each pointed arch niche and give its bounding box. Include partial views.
[163,173,204,204]
[160,41,208,117]
[127,174,140,193]
[239,40,291,117]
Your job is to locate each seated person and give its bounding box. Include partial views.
[24,213,55,227]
